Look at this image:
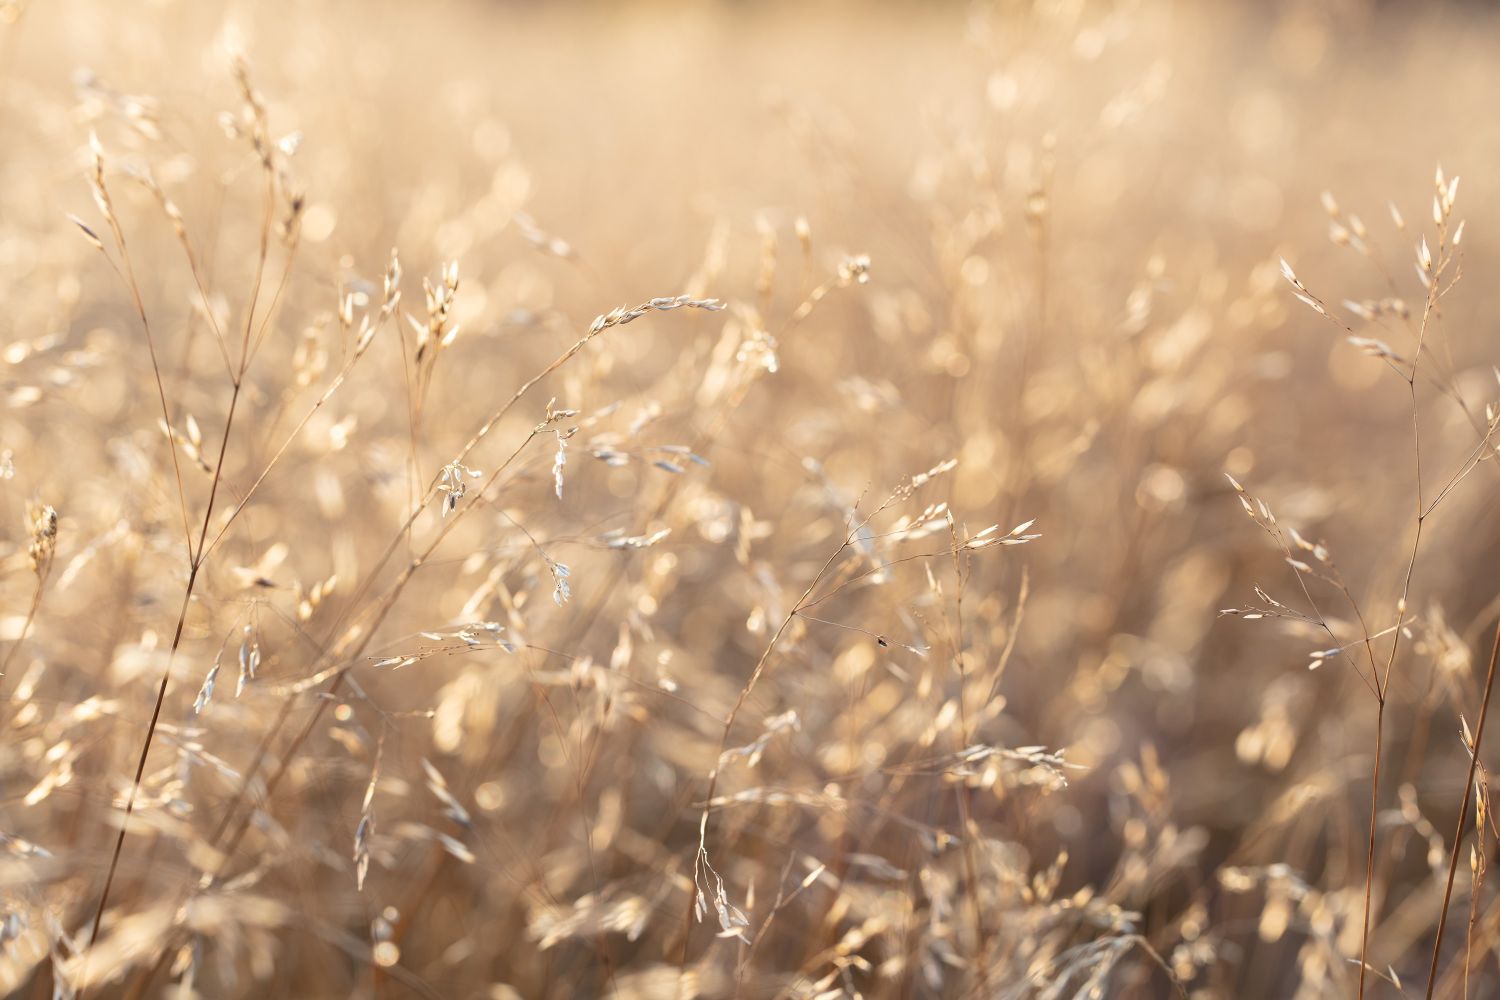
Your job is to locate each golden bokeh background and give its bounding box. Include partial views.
[3,1,1500,997]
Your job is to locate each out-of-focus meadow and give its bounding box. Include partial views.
[4,1,1500,996]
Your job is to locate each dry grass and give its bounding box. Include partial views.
[3,1,1500,997]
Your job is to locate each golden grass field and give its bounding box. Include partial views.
[4,1,1500,997]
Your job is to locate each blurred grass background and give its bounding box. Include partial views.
[4,1,1500,997]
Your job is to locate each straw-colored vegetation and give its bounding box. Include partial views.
[3,1,1500,997]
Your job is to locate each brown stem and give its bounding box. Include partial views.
[1357,694,1384,1000]
[1426,615,1500,998]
